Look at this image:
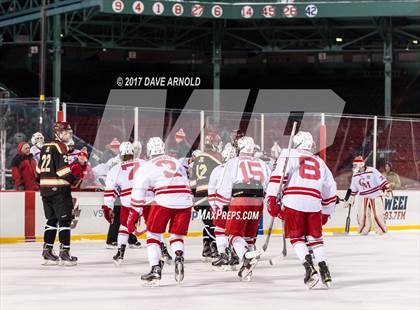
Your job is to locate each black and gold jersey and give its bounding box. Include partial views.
[36,140,77,197]
[190,151,223,198]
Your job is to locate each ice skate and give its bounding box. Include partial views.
[160,242,172,265]
[318,261,332,288]
[303,254,319,289]
[226,246,240,271]
[113,244,126,266]
[41,245,59,266]
[211,252,229,271]
[59,247,78,266]
[129,241,142,249]
[210,242,219,262]
[238,251,258,281]
[201,240,212,262]
[141,264,162,287]
[174,250,185,284]
[106,241,117,249]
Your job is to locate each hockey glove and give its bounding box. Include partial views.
[127,208,142,234]
[101,205,114,224]
[265,196,282,218]
[344,196,355,209]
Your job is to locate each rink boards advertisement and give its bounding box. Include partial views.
[0,190,419,243]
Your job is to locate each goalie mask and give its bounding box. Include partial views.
[293,131,314,153]
[237,136,255,154]
[31,132,44,148]
[352,156,365,174]
[119,141,134,159]
[53,122,72,143]
[147,137,165,158]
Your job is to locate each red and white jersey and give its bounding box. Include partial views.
[103,158,147,209]
[131,155,193,210]
[208,164,225,208]
[30,145,42,163]
[350,166,389,199]
[266,149,337,213]
[214,155,271,208]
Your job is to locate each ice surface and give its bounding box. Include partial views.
[1,231,419,310]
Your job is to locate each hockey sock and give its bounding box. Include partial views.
[244,237,256,250]
[291,237,310,263]
[215,226,228,253]
[117,232,129,248]
[146,232,162,267]
[58,220,71,248]
[169,234,184,254]
[230,236,247,261]
[306,236,327,263]
[44,219,58,245]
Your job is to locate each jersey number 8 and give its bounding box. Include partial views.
[299,156,320,180]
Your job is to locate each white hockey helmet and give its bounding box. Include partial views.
[147,137,165,158]
[132,141,142,158]
[352,155,365,174]
[222,144,237,162]
[271,141,281,159]
[293,131,314,152]
[31,132,44,148]
[119,141,134,157]
[237,136,255,154]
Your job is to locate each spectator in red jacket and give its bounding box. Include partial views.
[11,141,39,190]
[70,148,95,189]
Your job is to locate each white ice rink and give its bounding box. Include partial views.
[1,231,419,310]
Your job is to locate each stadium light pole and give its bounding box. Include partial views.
[39,0,46,102]
[383,18,392,117]
[212,21,223,125]
[38,0,47,133]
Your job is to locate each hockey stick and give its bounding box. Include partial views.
[345,202,352,234]
[281,221,287,257]
[246,121,298,259]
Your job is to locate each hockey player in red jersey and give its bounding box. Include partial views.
[213,136,271,280]
[102,141,147,265]
[265,131,337,289]
[128,137,193,285]
[344,156,391,235]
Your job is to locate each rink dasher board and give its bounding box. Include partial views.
[0,190,419,243]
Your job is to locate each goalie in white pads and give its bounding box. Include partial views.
[265,131,337,289]
[344,156,391,235]
[102,142,146,265]
[128,137,193,285]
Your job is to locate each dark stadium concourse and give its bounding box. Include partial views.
[0,0,419,116]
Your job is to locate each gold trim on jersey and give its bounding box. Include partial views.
[40,179,70,186]
[43,142,68,154]
[56,166,71,177]
[196,184,209,193]
[197,153,222,165]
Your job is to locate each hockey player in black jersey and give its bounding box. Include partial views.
[36,122,79,266]
[190,133,223,262]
